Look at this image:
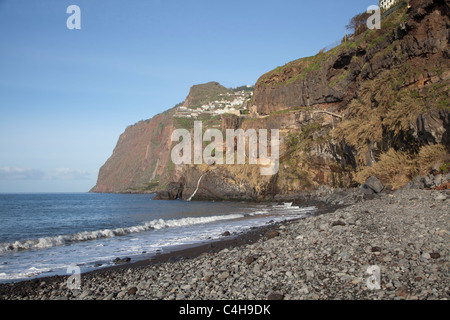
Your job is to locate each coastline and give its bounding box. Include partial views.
[0,188,448,300]
[0,205,335,298]
[0,216,322,299]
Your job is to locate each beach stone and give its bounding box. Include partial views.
[435,193,446,201]
[79,290,92,299]
[103,293,115,300]
[396,287,409,298]
[267,292,284,300]
[420,175,433,188]
[421,253,431,260]
[361,185,375,195]
[433,174,443,185]
[309,293,320,300]
[430,252,441,259]
[204,272,214,283]
[339,251,351,260]
[319,223,328,230]
[244,256,256,265]
[266,231,280,239]
[138,282,150,290]
[217,271,230,280]
[331,220,346,227]
[114,257,131,265]
[222,231,231,237]
[175,274,183,281]
[364,176,385,193]
[176,293,186,300]
[181,285,191,291]
[371,246,382,253]
[127,287,138,295]
[252,264,261,274]
[71,289,81,297]
[408,176,424,189]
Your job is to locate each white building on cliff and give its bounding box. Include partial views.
[379,0,397,9]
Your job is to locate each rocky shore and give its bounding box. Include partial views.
[1,185,448,301]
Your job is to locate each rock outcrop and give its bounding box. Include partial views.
[92,0,449,200]
[90,109,177,193]
[253,0,449,116]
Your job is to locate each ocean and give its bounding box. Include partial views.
[0,193,317,283]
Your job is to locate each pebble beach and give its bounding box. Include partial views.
[0,188,448,301]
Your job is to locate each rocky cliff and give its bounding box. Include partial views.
[254,0,449,115]
[90,108,177,193]
[93,0,449,200]
[247,0,450,192]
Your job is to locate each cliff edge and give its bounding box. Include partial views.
[92,0,449,200]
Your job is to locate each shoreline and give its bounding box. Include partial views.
[0,205,336,298]
[1,188,448,300]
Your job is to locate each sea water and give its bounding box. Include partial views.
[0,193,317,283]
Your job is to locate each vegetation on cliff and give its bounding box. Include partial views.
[183,82,233,109]
[251,0,449,192]
[93,0,449,198]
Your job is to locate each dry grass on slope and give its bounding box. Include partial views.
[354,144,449,189]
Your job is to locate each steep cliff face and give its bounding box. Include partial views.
[91,82,250,194]
[90,109,177,193]
[93,0,449,199]
[247,0,450,191]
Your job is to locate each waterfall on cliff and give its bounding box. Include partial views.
[187,175,204,201]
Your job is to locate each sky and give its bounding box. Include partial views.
[0,0,376,193]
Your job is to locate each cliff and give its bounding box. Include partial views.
[183,82,232,109]
[254,0,449,116]
[247,0,450,191]
[91,82,252,194]
[92,0,449,199]
[90,108,177,193]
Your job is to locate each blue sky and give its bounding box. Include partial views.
[0,0,375,193]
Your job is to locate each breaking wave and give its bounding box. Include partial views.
[0,204,316,254]
[0,214,246,254]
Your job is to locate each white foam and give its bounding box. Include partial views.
[0,204,319,283]
[0,205,319,255]
[0,266,55,281]
[0,213,246,254]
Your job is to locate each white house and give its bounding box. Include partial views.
[379,0,397,9]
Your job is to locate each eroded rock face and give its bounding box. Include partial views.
[221,114,243,130]
[179,167,273,201]
[154,182,184,200]
[253,0,449,117]
[91,109,177,194]
[412,110,450,146]
[93,0,449,199]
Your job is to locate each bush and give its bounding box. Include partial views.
[354,144,449,189]
[346,12,371,37]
